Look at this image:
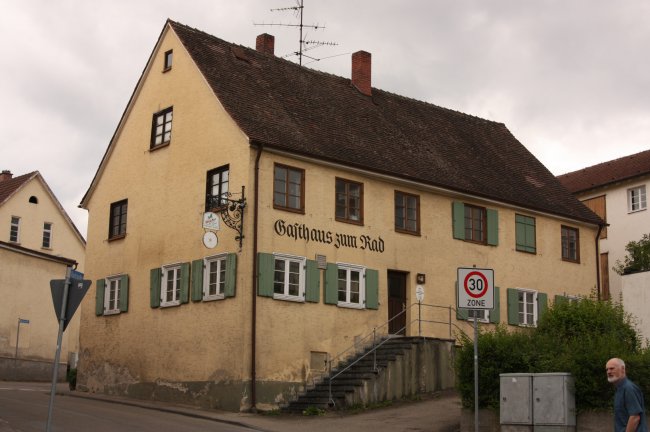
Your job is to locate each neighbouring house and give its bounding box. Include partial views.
[0,170,86,380]
[558,149,650,302]
[77,20,603,411]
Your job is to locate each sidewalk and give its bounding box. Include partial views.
[63,387,462,432]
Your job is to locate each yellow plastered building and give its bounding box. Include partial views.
[78,20,604,411]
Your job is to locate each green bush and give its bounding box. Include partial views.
[455,297,648,411]
[614,233,650,275]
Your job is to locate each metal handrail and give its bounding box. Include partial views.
[324,301,475,407]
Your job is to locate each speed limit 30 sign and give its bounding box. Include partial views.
[457,267,494,310]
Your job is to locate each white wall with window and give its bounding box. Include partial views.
[577,178,649,302]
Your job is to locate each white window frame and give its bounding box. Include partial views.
[10,216,20,243]
[203,254,227,301]
[627,185,647,213]
[42,222,53,248]
[273,253,306,302]
[104,275,122,315]
[517,289,538,327]
[160,263,182,307]
[468,309,489,323]
[337,263,366,309]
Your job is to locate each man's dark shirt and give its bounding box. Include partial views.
[614,377,648,432]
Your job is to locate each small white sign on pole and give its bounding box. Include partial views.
[457,267,494,310]
[415,285,424,302]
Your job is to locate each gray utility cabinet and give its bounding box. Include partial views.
[501,373,575,432]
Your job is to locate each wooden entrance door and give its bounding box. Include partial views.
[388,271,407,335]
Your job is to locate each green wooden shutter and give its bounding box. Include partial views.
[487,209,499,246]
[515,215,525,251]
[305,259,320,303]
[224,253,237,298]
[489,286,500,323]
[452,201,465,240]
[537,292,548,324]
[95,279,105,316]
[507,288,519,325]
[150,268,161,308]
[456,282,469,320]
[324,263,338,305]
[119,274,129,312]
[554,294,568,305]
[191,259,204,302]
[180,262,190,304]
[365,269,379,310]
[257,253,274,297]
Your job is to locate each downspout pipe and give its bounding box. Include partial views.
[250,144,263,412]
[595,223,604,301]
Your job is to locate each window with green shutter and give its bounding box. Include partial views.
[150,268,161,308]
[95,279,105,316]
[257,252,315,303]
[452,201,498,246]
[507,288,547,327]
[97,274,129,315]
[515,214,536,253]
[324,262,377,310]
[193,253,238,302]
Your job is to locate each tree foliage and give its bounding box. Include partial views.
[455,297,648,411]
[614,233,650,275]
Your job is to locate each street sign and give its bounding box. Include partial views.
[50,278,91,331]
[457,267,494,310]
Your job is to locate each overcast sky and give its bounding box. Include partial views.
[2,0,649,238]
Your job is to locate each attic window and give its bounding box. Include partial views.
[164,50,173,71]
[29,196,38,204]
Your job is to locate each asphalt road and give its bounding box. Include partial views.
[0,382,258,432]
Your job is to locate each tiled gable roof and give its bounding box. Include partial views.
[0,171,37,206]
[167,21,601,225]
[557,149,650,194]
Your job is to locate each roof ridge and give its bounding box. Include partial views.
[168,19,501,127]
[558,148,650,178]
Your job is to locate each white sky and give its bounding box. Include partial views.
[1,0,649,238]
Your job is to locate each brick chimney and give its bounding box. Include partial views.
[0,170,13,182]
[351,51,372,96]
[256,33,275,55]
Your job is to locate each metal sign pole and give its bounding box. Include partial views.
[15,318,21,361]
[474,314,479,432]
[46,267,71,432]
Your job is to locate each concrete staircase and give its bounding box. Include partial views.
[282,337,455,413]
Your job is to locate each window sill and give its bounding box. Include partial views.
[149,142,171,152]
[337,302,365,310]
[273,205,305,215]
[163,66,172,73]
[516,248,536,254]
[108,233,126,242]
[103,310,121,316]
[627,207,647,214]
[335,217,364,226]
[203,294,225,302]
[41,247,53,251]
[273,293,305,303]
[561,258,580,264]
[394,228,420,236]
[160,301,180,308]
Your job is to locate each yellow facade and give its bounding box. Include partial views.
[0,174,85,380]
[78,24,599,411]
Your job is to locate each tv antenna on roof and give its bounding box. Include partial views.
[254,0,338,66]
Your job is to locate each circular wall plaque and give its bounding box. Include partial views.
[202,231,218,249]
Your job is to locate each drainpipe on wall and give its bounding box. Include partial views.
[595,224,604,301]
[250,144,263,412]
